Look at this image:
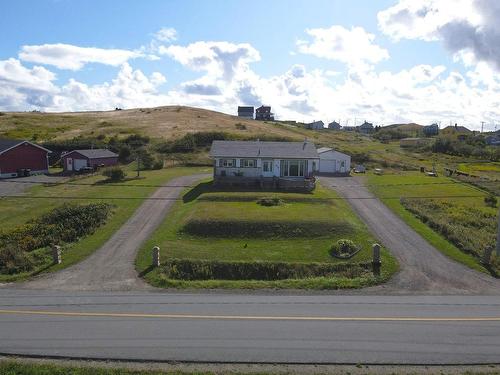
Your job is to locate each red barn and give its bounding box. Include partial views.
[61,149,119,172]
[0,139,51,178]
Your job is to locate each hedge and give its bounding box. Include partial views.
[161,258,372,281]
[181,219,354,238]
[0,203,113,253]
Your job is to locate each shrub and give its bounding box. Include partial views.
[102,166,126,181]
[0,246,35,274]
[0,203,113,253]
[400,198,496,266]
[181,219,354,238]
[161,258,371,281]
[330,239,359,259]
[256,197,284,206]
[485,195,498,208]
[152,159,164,170]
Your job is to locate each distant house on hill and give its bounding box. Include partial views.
[237,106,254,119]
[62,149,118,172]
[305,120,325,130]
[0,139,51,178]
[442,124,472,134]
[359,121,374,134]
[423,123,439,136]
[342,126,357,132]
[328,121,341,130]
[485,134,500,146]
[255,105,274,121]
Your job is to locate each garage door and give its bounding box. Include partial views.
[74,159,88,171]
[319,159,337,173]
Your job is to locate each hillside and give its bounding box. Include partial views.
[0,106,494,172]
[0,106,302,142]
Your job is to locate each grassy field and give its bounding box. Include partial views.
[366,171,498,274]
[136,182,397,289]
[458,162,500,179]
[0,166,209,282]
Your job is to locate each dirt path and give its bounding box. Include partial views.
[16,174,209,291]
[319,176,500,294]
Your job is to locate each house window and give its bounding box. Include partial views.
[263,160,273,172]
[219,159,236,167]
[280,160,306,177]
[241,159,257,168]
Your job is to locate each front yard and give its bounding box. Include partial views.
[367,172,499,276]
[0,166,210,282]
[136,181,397,289]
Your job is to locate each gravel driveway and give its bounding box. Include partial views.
[0,175,65,197]
[16,173,209,291]
[319,176,500,294]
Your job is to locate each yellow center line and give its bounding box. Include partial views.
[0,309,499,322]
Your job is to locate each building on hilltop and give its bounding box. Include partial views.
[305,120,325,130]
[358,121,374,134]
[328,121,341,130]
[423,123,439,136]
[255,105,274,121]
[237,106,254,119]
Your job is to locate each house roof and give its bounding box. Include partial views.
[360,121,373,128]
[238,106,254,112]
[210,141,319,159]
[0,138,51,155]
[68,149,118,159]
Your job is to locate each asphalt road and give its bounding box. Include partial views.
[18,173,209,291]
[0,290,499,364]
[319,176,500,295]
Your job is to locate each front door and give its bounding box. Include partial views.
[262,160,274,177]
[66,158,73,171]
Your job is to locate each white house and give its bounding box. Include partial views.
[317,147,351,175]
[209,140,319,190]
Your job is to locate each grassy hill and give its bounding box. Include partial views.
[0,106,495,172]
[0,106,300,141]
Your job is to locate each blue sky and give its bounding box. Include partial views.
[1,0,499,130]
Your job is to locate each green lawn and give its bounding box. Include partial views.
[136,182,397,289]
[366,171,497,274]
[0,166,209,282]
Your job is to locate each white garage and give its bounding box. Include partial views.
[317,147,351,175]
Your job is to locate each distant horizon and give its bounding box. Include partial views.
[2,0,499,131]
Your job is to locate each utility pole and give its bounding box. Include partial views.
[136,155,140,178]
[481,121,485,133]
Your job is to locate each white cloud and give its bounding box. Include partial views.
[296,25,389,66]
[159,41,260,81]
[154,27,178,42]
[19,43,143,70]
[378,0,500,71]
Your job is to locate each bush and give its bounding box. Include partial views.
[102,167,126,181]
[182,219,354,238]
[330,239,359,258]
[152,159,164,170]
[485,195,498,208]
[0,246,35,274]
[161,258,371,281]
[257,197,284,206]
[0,203,113,253]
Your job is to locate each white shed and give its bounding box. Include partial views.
[317,147,351,175]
